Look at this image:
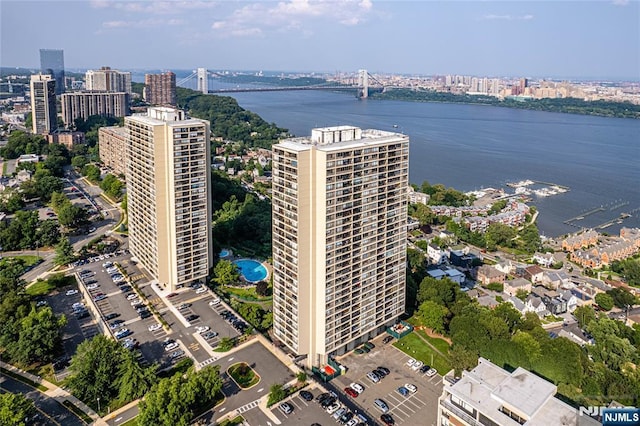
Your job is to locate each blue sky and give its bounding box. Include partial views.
[1,0,638,80]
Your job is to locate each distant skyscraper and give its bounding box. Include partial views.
[30,74,57,135]
[144,72,176,106]
[125,107,212,291]
[39,49,65,95]
[60,91,129,126]
[272,126,409,368]
[86,67,132,93]
[197,68,208,94]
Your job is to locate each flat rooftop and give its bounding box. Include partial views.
[276,126,407,152]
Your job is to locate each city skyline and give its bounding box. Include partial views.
[1,1,638,80]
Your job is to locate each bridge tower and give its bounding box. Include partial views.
[197,68,208,94]
[358,69,369,98]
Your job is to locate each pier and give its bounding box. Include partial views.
[564,206,605,224]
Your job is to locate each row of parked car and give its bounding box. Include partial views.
[406,358,437,377]
[312,390,370,426]
[220,310,248,332]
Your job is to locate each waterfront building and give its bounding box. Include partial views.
[271,126,409,368]
[39,49,65,95]
[60,91,129,126]
[144,72,176,106]
[438,357,598,426]
[98,126,128,176]
[85,67,132,93]
[125,107,212,291]
[29,74,57,135]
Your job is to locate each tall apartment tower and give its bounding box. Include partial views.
[197,68,208,94]
[30,74,57,135]
[39,49,65,95]
[125,107,212,291]
[144,72,176,106]
[60,92,129,126]
[272,126,409,368]
[86,67,132,93]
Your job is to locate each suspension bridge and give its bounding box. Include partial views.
[176,68,383,98]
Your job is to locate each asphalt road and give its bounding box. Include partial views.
[0,372,84,426]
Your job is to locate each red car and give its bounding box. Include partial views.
[167,292,178,298]
[344,387,358,398]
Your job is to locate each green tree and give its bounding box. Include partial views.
[417,276,459,307]
[6,306,66,365]
[296,371,307,383]
[267,383,286,406]
[595,293,615,311]
[115,351,158,403]
[54,238,75,266]
[407,248,426,273]
[574,305,597,329]
[255,280,269,296]
[71,155,88,169]
[418,300,450,334]
[82,164,101,182]
[37,219,61,247]
[218,337,234,351]
[485,223,516,250]
[408,203,436,225]
[67,335,125,408]
[607,288,637,309]
[515,288,529,302]
[57,202,87,229]
[214,259,240,286]
[448,345,478,377]
[0,393,35,426]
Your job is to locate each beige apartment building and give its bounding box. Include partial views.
[98,126,128,176]
[272,126,409,368]
[61,91,129,126]
[125,107,212,291]
[30,74,57,135]
[85,67,132,93]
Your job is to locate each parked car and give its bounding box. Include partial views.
[374,399,389,413]
[195,326,210,334]
[202,331,218,339]
[167,292,178,298]
[333,408,347,421]
[164,342,179,352]
[321,397,336,408]
[377,366,390,375]
[109,320,125,329]
[405,357,416,368]
[363,341,375,350]
[115,328,131,339]
[279,402,293,415]
[148,323,162,332]
[104,313,119,321]
[299,390,313,401]
[380,413,395,425]
[75,310,89,319]
[316,392,330,403]
[65,289,78,296]
[126,293,137,300]
[397,386,409,396]
[367,371,380,383]
[93,294,107,302]
[209,298,221,306]
[405,383,417,393]
[339,411,354,424]
[411,360,423,371]
[350,382,364,394]
[185,314,199,321]
[178,303,191,310]
[169,350,184,359]
[325,403,340,414]
[374,368,388,378]
[382,335,394,344]
[425,367,438,377]
[195,286,207,294]
[86,283,99,290]
[344,387,358,398]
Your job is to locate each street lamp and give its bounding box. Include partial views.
[97,397,100,413]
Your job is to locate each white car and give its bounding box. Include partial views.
[86,284,99,290]
[350,382,364,394]
[164,342,179,352]
[66,289,79,296]
[72,302,85,309]
[130,299,142,306]
[425,368,438,377]
[405,357,416,368]
[106,267,118,274]
[209,298,221,306]
[195,326,210,334]
[404,383,417,393]
[195,286,207,294]
[325,403,341,414]
[148,323,162,332]
[345,419,358,426]
[126,293,138,300]
[411,360,424,371]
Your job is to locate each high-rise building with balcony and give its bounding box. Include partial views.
[144,72,176,106]
[98,126,128,176]
[60,91,129,126]
[39,49,65,95]
[125,107,212,291]
[272,126,409,368]
[86,67,132,93]
[29,74,57,135]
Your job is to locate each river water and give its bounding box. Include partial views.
[184,79,640,238]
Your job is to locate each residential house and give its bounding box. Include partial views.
[508,296,527,314]
[408,186,430,205]
[524,265,544,284]
[532,252,555,267]
[449,250,477,269]
[525,294,549,317]
[477,295,500,308]
[561,229,599,252]
[541,271,570,290]
[542,296,567,315]
[427,243,447,265]
[476,265,506,285]
[445,268,466,284]
[571,249,602,268]
[559,289,578,312]
[504,277,532,297]
[494,259,513,275]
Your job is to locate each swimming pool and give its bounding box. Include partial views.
[234,259,268,283]
[220,249,230,258]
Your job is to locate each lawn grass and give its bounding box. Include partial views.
[222,285,271,302]
[0,366,48,391]
[62,400,93,424]
[120,417,138,426]
[227,362,260,389]
[218,415,245,426]
[26,280,56,296]
[393,332,452,376]
[415,330,451,354]
[9,255,42,266]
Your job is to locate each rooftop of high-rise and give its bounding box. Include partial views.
[277,125,407,152]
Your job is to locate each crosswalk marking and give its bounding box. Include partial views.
[237,399,260,414]
[198,356,219,368]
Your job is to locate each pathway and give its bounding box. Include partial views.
[412,327,450,359]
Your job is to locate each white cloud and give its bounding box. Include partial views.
[102,18,184,29]
[211,0,374,38]
[92,0,218,15]
[481,14,534,21]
